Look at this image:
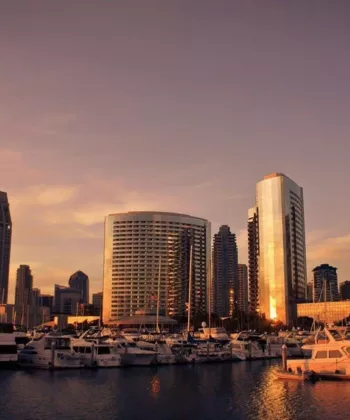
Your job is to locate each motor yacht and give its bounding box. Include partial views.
[79,327,156,366]
[136,339,176,365]
[70,337,122,368]
[18,334,82,369]
[0,323,18,366]
[286,327,350,379]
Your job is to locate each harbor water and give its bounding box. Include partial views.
[1,360,349,420]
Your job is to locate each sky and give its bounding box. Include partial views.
[1,1,350,302]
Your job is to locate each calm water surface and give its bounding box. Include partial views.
[0,360,349,420]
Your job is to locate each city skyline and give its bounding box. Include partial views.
[2,2,350,301]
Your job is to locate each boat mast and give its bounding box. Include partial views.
[156,256,161,334]
[187,244,193,333]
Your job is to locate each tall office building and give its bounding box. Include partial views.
[0,192,12,304]
[237,264,248,313]
[313,264,339,302]
[307,281,314,302]
[54,285,81,314]
[14,265,33,327]
[249,173,307,326]
[92,292,103,313]
[103,211,210,323]
[212,225,238,317]
[69,270,89,304]
[248,207,259,313]
[340,281,350,300]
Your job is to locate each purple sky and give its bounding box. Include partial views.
[1,1,350,301]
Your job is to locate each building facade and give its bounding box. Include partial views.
[68,270,89,304]
[248,207,259,313]
[103,211,210,323]
[251,173,307,326]
[237,264,248,313]
[54,285,81,314]
[297,301,350,324]
[14,265,33,327]
[313,264,339,302]
[0,192,12,304]
[212,225,238,317]
[92,292,103,313]
[340,281,350,300]
[307,281,313,302]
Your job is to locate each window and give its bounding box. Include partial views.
[315,351,328,359]
[329,350,342,358]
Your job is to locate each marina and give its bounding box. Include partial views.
[1,360,350,420]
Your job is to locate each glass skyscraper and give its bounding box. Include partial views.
[103,211,210,324]
[251,173,307,326]
[0,192,12,304]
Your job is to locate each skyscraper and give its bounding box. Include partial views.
[0,192,12,304]
[54,285,81,314]
[14,265,33,327]
[92,292,103,313]
[307,281,314,302]
[250,173,307,326]
[237,264,248,313]
[313,264,339,302]
[68,270,89,304]
[248,207,259,313]
[212,225,238,317]
[340,281,350,300]
[103,211,210,323]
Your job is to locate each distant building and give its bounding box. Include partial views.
[248,207,259,313]
[0,192,12,304]
[237,264,248,313]
[14,265,33,327]
[307,282,313,302]
[0,304,14,323]
[39,294,54,312]
[31,288,41,306]
[103,211,210,323]
[249,173,307,326]
[313,264,339,302]
[212,225,238,317]
[54,285,81,314]
[340,281,350,300]
[68,270,89,304]
[92,292,103,313]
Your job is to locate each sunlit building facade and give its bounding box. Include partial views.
[0,192,12,304]
[255,173,307,326]
[237,264,248,313]
[297,301,350,324]
[103,212,210,323]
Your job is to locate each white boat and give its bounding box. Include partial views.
[0,323,18,366]
[70,337,122,368]
[286,327,350,379]
[136,340,176,365]
[18,334,82,369]
[79,328,156,366]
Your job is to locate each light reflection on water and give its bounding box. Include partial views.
[0,361,349,420]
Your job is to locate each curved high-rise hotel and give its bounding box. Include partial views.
[103,211,210,324]
[248,173,307,326]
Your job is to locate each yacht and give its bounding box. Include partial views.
[70,337,122,368]
[286,327,350,379]
[79,328,156,366]
[18,334,82,369]
[136,338,176,365]
[0,323,18,366]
